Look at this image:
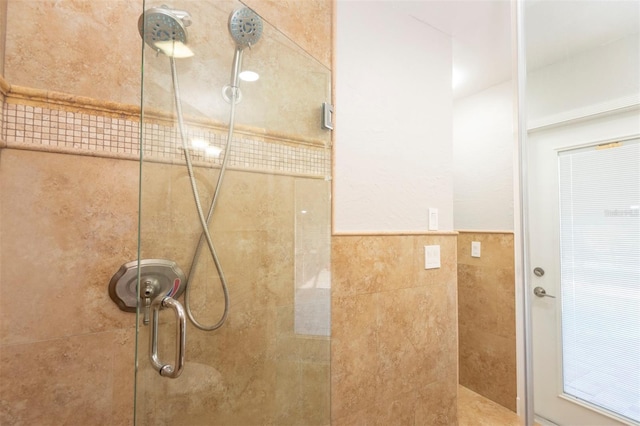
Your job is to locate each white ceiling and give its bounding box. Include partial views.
[395,0,639,99]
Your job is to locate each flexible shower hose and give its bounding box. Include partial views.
[169,56,236,331]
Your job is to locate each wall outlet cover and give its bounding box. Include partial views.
[424,245,441,269]
[471,241,481,258]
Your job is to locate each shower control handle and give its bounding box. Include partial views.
[150,296,186,379]
[142,278,159,325]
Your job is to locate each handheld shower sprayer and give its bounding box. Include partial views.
[228,7,263,50]
[227,8,264,90]
[136,6,265,333]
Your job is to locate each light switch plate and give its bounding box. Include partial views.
[424,245,441,269]
[428,208,438,231]
[471,241,481,258]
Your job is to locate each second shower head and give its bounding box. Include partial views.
[228,8,263,50]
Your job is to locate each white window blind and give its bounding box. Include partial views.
[558,140,640,423]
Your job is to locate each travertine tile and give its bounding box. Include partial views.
[458,232,515,268]
[458,385,535,426]
[331,234,458,424]
[5,0,141,105]
[111,328,136,426]
[0,331,132,426]
[243,0,333,69]
[331,406,373,426]
[300,362,331,424]
[331,293,379,417]
[0,0,6,77]
[457,232,517,412]
[376,287,432,403]
[0,149,138,345]
[459,327,517,411]
[376,284,456,404]
[493,267,516,339]
[332,235,415,296]
[1,147,329,424]
[414,234,459,287]
[275,360,303,424]
[415,379,459,425]
[374,390,420,425]
[458,264,497,331]
[5,0,332,145]
[137,167,327,424]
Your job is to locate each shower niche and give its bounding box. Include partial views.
[134,1,332,424]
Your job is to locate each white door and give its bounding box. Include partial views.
[528,113,640,426]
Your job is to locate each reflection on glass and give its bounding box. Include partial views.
[294,179,331,337]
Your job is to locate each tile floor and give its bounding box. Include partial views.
[458,385,524,426]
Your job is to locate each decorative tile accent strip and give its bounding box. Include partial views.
[4,103,139,154]
[2,102,331,178]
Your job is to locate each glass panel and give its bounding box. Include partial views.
[136,1,331,424]
[294,179,331,337]
[0,0,6,76]
[558,141,640,423]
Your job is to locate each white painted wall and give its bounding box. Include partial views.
[453,82,514,230]
[528,34,640,126]
[452,32,639,232]
[333,1,453,232]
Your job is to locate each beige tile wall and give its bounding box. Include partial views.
[457,231,517,411]
[5,0,333,144]
[0,149,138,425]
[242,0,332,69]
[0,146,331,425]
[4,0,141,105]
[136,164,330,425]
[4,0,332,105]
[331,234,459,425]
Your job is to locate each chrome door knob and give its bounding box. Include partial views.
[534,286,555,298]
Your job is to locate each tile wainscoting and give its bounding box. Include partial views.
[331,233,459,425]
[457,231,517,412]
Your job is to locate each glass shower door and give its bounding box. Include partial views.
[136,1,332,424]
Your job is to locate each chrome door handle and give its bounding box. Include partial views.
[150,296,186,378]
[533,286,556,298]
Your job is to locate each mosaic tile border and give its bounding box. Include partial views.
[1,101,331,178]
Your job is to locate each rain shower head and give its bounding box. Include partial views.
[228,8,263,50]
[138,6,194,58]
